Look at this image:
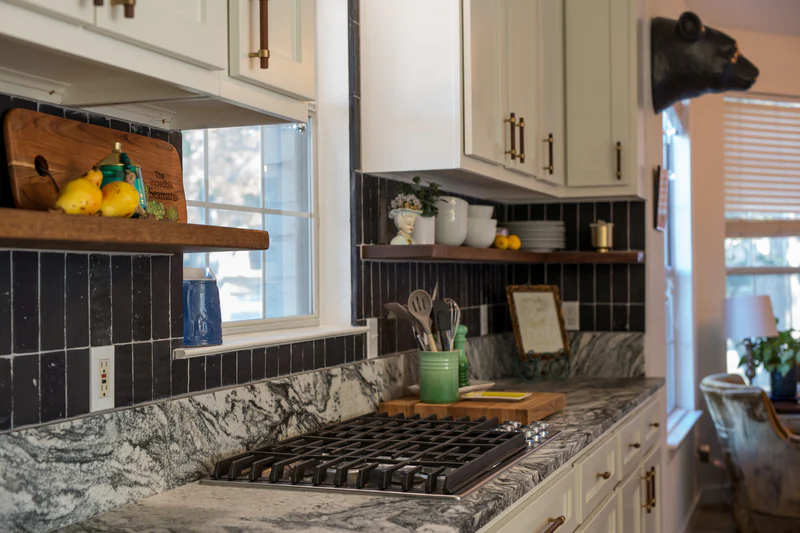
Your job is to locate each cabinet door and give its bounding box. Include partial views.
[504,0,539,178]
[536,0,565,186]
[463,0,506,167]
[642,446,662,533]
[619,467,643,533]
[229,0,315,101]
[95,0,227,70]
[565,0,633,187]
[576,492,619,533]
[6,0,94,24]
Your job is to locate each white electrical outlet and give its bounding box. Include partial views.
[367,318,379,360]
[562,302,580,331]
[90,346,115,412]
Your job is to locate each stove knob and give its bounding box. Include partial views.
[508,421,522,428]
[532,434,542,444]
[539,422,550,430]
[523,429,537,440]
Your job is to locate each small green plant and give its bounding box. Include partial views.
[401,176,441,218]
[741,319,800,377]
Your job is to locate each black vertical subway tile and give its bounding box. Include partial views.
[251,347,266,381]
[630,202,646,250]
[579,304,595,333]
[169,131,183,159]
[189,356,206,393]
[12,251,39,353]
[578,203,595,251]
[612,264,629,304]
[370,262,381,318]
[461,309,477,338]
[630,264,645,304]
[613,305,629,332]
[396,319,415,352]
[266,347,279,378]
[531,264,545,285]
[132,343,153,404]
[151,256,171,340]
[562,204,578,250]
[132,256,152,342]
[114,344,133,407]
[344,336,355,363]
[64,109,89,123]
[152,340,171,400]
[612,202,629,251]
[352,254,363,322]
[40,351,66,423]
[38,103,64,117]
[380,263,393,308]
[530,204,545,220]
[10,97,37,111]
[510,205,529,222]
[353,172,363,244]
[87,113,110,128]
[511,264,528,286]
[293,342,314,372]
[110,119,130,133]
[0,358,10,430]
[595,265,611,303]
[111,256,133,344]
[13,354,39,427]
[221,352,237,386]
[0,252,10,355]
[579,264,595,303]
[630,305,646,332]
[397,263,410,303]
[170,254,183,339]
[563,265,578,301]
[206,354,221,389]
[328,337,346,366]
[596,304,611,332]
[313,339,326,369]
[595,202,611,224]
[278,344,291,376]
[354,335,365,362]
[349,95,361,171]
[130,123,150,137]
[545,203,562,221]
[236,350,252,383]
[39,252,65,352]
[89,254,112,346]
[150,128,170,143]
[171,357,188,396]
[546,264,562,295]
[66,348,90,417]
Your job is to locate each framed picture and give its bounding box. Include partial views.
[654,165,669,231]
[506,285,570,361]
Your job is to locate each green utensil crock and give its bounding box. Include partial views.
[419,351,459,404]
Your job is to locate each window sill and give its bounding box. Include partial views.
[173,324,371,359]
[666,408,703,452]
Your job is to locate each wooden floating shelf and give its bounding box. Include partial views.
[361,245,644,264]
[0,209,270,253]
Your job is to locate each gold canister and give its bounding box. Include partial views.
[590,220,614,252]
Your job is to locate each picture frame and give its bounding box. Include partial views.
[506,285,571,361]
[654,165,669,231]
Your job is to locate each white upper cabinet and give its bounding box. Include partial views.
[4,0,94,24]
[565,0,636,188]
[94,0,228,70]
[536,0,565,186]
[229,0,316,101]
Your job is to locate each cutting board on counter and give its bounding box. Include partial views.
[378,392,565,425]
[3,108,186,221]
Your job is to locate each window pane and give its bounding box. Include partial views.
[724,238,752,267]
[183,130,205,201]
[207,126,262,208]
[263,122,311,213]
[264,215,313,318]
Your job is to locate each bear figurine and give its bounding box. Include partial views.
[651,11,759,113]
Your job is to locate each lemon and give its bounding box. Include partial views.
[100,181,140,218]
[494,235,509,250]
[54,178,103,215]
[507,235,521,251]
[80,169,104,188]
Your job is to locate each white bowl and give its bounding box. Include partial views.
[435,196,469,246]
[464,218,498,248]
[468,205,495,219]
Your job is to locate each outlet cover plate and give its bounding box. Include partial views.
[367,318,379,360]
[562,302,580,331]
[90,345,115,412]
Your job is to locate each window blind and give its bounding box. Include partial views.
[724,95,800,218]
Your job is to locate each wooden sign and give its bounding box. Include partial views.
[507,285,570,361]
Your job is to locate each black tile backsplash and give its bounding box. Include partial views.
[132,342,153,404]
[40,351,65,423]
[65,253,89,349]
[89,254,112,346]
[40,252,65,352]
[13,354,39,427]
[12,251,39,354]
[66,348,89,417]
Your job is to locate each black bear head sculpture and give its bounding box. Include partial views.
[651,12,759,113]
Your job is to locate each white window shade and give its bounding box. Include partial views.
[724,95,800,219]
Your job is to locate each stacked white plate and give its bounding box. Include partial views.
[505,221,565,252]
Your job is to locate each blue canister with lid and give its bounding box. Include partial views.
[183,267,223,347]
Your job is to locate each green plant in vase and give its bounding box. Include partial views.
[401,176,441,245]
[740,319,800,401]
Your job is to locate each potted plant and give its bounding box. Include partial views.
[742,322,800,401]
[402,176,440,245]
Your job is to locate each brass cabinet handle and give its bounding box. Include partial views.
[616,141,622,179]
[544,516,566,532]
[642,468,655,512]
[543,134,554,174]
[629,443,641,449]
[650,466,657,508]
[110,0,135,18]
[248,0,270,68]
[504,113,517,160]
[517,117,525,163]
[649,422,660,428]
[596,471,611,480]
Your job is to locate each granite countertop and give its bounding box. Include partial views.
[57,377,663,533]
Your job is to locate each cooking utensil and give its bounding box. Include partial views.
[384,302,427,350]
[431,280,439,301]
[408,289,436,352]
[432,300,452,351]
[443,298,461,348]
[34,155,59,192]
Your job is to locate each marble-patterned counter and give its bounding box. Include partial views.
[56,377,663,533]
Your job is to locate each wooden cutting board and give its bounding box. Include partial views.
[3,108,186,221]
[378,392,565,425]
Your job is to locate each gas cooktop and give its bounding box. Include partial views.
[202,412,559,499]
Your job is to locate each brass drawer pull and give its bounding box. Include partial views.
[544,516,566,532]
[517,117,525,163]
[110,0,135,18]
[248,0,270,68]
[649,422,660,428]
[504,113,517,160]
[616,141,622,179]
[629,443,641,449]
[543,134,554,174]
[596,471,611,480]
[642,468,655,512]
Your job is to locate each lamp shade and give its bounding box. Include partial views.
[725,295,778,340]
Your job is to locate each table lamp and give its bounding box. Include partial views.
[725,295,778,384]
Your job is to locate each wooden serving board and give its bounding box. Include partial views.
[3,108,186,221]
[378,392,565,425]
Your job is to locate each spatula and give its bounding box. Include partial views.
[384,302,428,350]
[408,289,437,352]
[432,300,453,351]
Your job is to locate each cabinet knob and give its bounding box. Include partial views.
[596,471,611,480]
[544,516,566,532]
[629,443,641,449]
[650,422,660,428]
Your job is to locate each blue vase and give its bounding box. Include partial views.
[183,268,222,347]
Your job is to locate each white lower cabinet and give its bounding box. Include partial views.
[619,463,643,533]
[642,447,661,533]
[575,431,618,521]
[576,492,619,533]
